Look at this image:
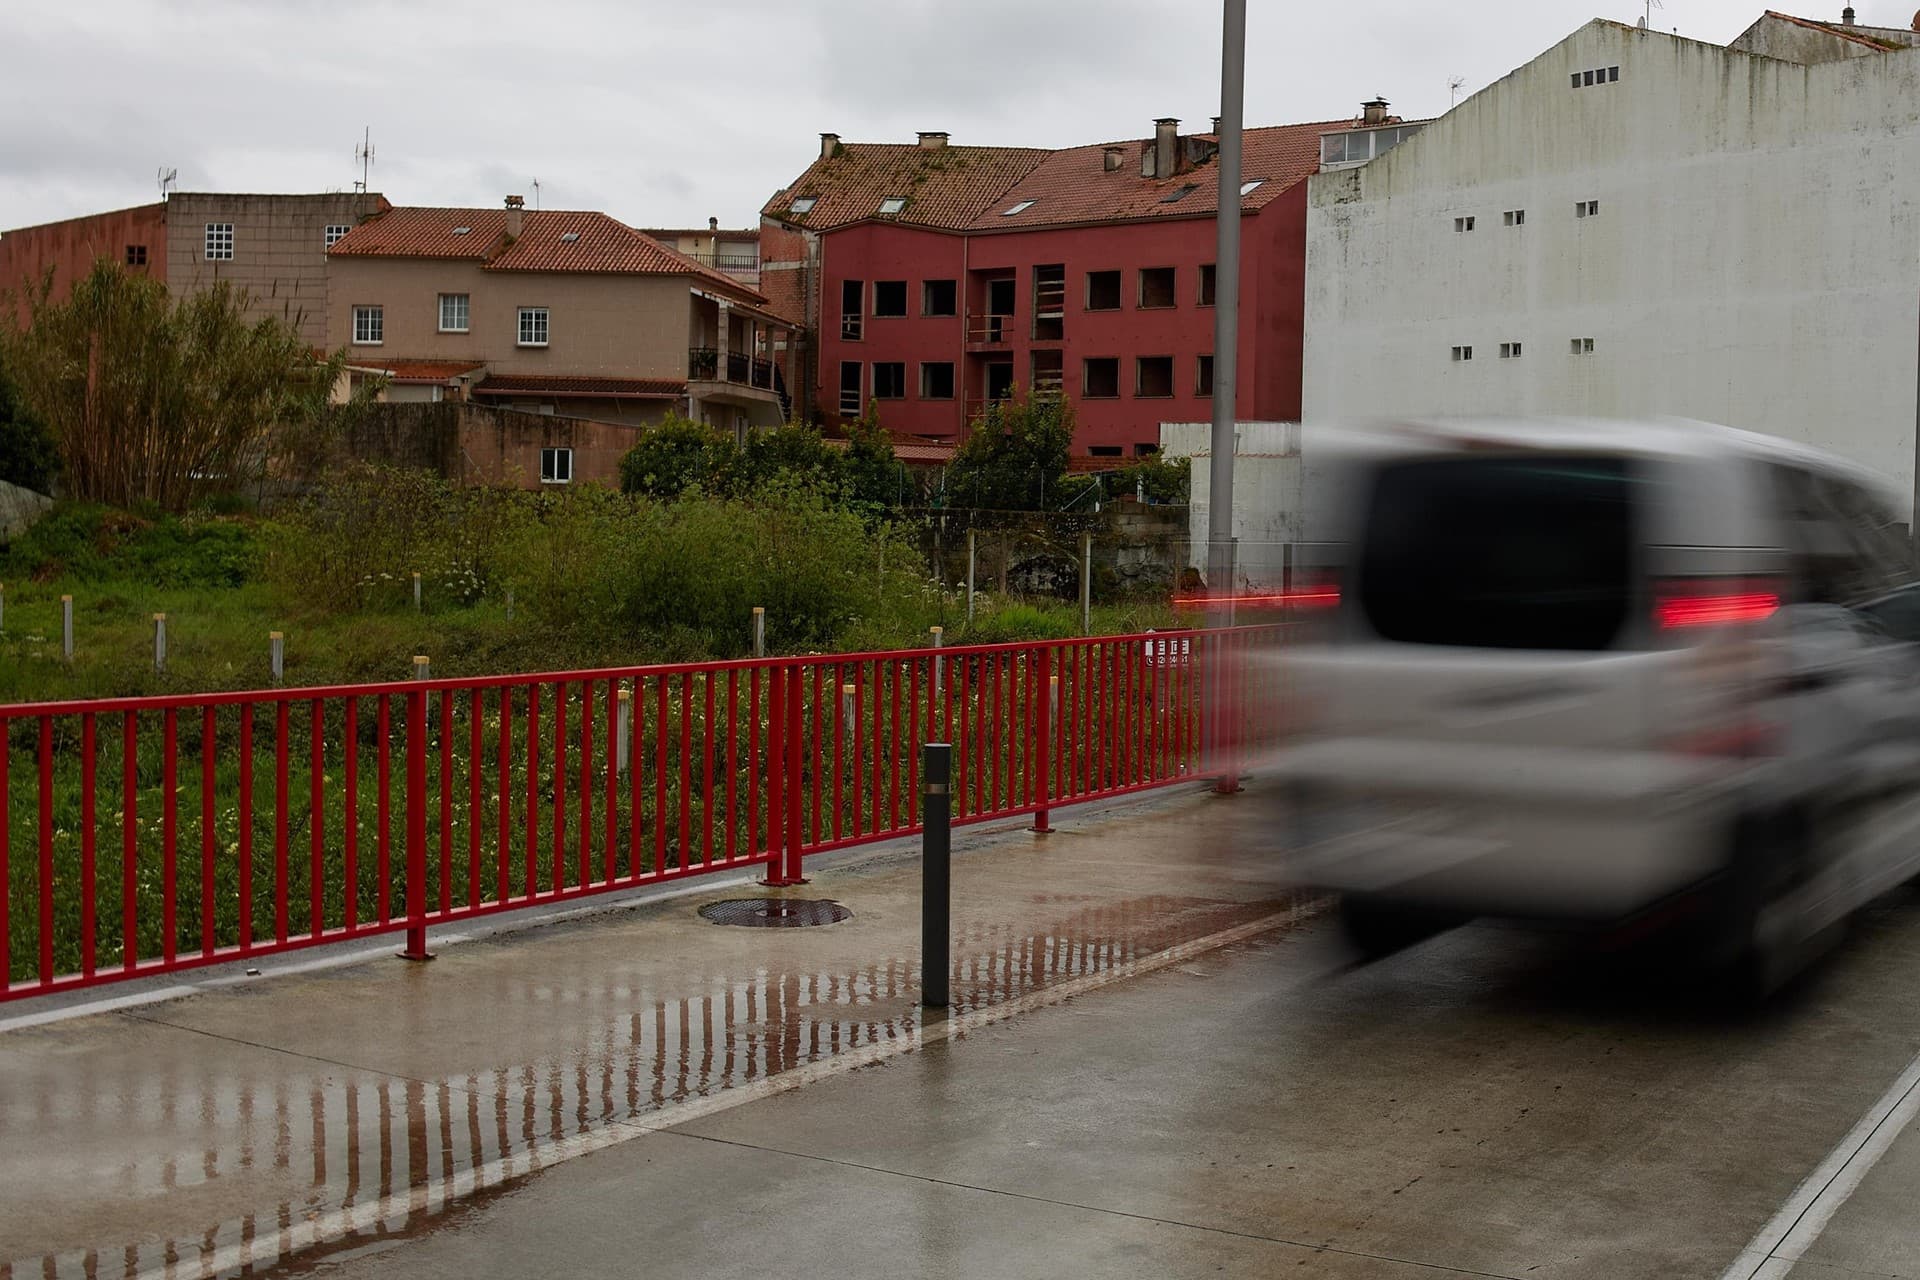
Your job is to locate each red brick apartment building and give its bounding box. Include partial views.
[761,103,1422,456]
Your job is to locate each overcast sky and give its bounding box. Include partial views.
[0,0,1867,233]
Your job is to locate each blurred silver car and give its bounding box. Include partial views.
[1270,417,1920,992]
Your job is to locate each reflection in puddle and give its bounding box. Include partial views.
[4,893,1305,1279]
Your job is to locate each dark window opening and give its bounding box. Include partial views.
[1134,443,1159,457]
[920,362,955,399]
[1090,446,1124,457]
[1031,349,1064,397]
[874,361,906,398]
[840,280,863,340]
[838,361,863,416]
[985,361,1015,401]
[1199,264,1216,307]
[1196,354,1214,396]
[1086,270,1121,312]
[1139,267,1176,309]
[1032,264,1065,340]
[125,244,147,266]
[873,281,907,317]
[922,279,957,316]
[1358,456,1638,651]
[1136,356,1174,397]
[1084,357,1120,398]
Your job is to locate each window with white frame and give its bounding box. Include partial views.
[517,307,549,347]
[1500,342,1523,359]
[1570,337,1595,354]
[1454,216,1475,233]
[325,224,351,247]
[352,305,383,345]
[1504,209,1525,226]
[439,293,470,333]
[540,447,573,484]
[204,223,234,260]
[1451,345,1473,361]
[1575,200,1599,218]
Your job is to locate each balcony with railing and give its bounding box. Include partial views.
[965,314,1015,349]
[687,249,761,283]
[689,347,777,392]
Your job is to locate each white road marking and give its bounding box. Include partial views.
[1719,1045,1920,1279]
[129,902,1316,1280]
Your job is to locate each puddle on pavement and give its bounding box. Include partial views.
[3,891,1311,1280]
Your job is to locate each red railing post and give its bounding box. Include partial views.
[398,668,433,961]
[1032,645,1055,834]
[782,661,808,885]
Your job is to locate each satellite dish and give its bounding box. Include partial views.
[1637,14,1649,26]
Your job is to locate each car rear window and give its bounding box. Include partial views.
[1357,455,1639,650]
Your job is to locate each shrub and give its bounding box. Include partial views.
[0,502,261,587]
[617,414,740,498]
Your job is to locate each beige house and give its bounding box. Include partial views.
[327,199,795,478]
[641,217,761,287]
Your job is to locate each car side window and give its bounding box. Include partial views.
[1820,475,1912,595]
[1771,465,1894,605]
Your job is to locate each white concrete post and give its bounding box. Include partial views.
[752,606,766,658]
[412,572,423,611]
[270,631,284,683]
[61,595,73,661]
[930,625,944,695]
[966,529,977,624]
[505,587,515,622]
[414,654,430,682]
[152,613,167,674]
[1080,533,1093,636]
[616,687,632,773]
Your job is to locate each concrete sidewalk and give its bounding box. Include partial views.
[0,784,1310,1279]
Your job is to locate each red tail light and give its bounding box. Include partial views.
[1172,572,1340,613]
[1654,578,1781,630]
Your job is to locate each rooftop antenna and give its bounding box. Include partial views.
[354,127,375,193]
[156,166,177,199]
[1447,76,1467,107]
[531,178,541,210]
[1640,0,1664,28]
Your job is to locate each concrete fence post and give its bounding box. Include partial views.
[1080,534,1093,636]
[616,687,632,773]
[505,587,515,622]
[413,654,430,682]
[412,572,423,612]
[152,613,167,674]
[966,530,977,625]
[0,582,7,633]
[61,595,73,662]
[753,606,766,658]
[270,632,284,684]
[930,625,944,720]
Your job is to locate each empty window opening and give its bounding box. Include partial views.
[1136,355,1175,397]
[1199,264,1217,307]
[1197,354,1215,396]
[840,279,863,340]
[838,361,863,416]
[540,447,573,485]
[1031,349,1064,397]
[920,361,955,399]
[1086,270,1122,311]
[1139,267,1176,309]
[1090,446,1124,458]
[922,279,957,316]
[1032,264,1065,340]
[873,280,908,317]
[873,361,907,398]
[1084,357,1120,398]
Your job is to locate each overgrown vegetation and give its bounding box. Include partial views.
[0,357,57,493]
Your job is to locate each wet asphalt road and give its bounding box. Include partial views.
[293,884,1920,1279]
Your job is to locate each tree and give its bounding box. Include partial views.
[946,389,1074,510]
[739,423,847,500]
[842,402,903,509]
[617,413,741,498]
[0,356,58,493]
[2,261,327,510]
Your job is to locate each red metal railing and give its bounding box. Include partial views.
[0,628,1282,1002]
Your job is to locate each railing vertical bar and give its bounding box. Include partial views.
[628,679,644,879]
[163,708,178,963]
[240,705,255,949]
[439,688,454,916]
[374,696,389,925]
[470,689,484,908]
[201,705,216,955]
[497,688,513,903]
[578,679,593,890]
[725,670,739,860]
[888,660,902,832]
[80,713,96,978]
[526,685,541,895]
[908,658,920,827]
[122,710,139,970]
[401,683,428,958]
[854,664,867,838]
[0,715,9,989]
[1122,641,1136,787]
[273,701,289,945]
[344,699,359,932]
[653,675,669,874]
[812,664,825,846]
[702,672,715,865]
[957,650,971,818]
[552,680,567,896]
[766,667,783,866]
[747,669,760,858]
[678,673,693,871]
[603,678,618,885]
[310,700,325,939]
[786,661,805,874]
[830,663,844,843]
[37,717,53,985]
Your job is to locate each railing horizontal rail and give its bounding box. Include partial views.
[0,627,1285,1001]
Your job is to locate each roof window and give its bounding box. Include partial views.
[789,197,817,214]
[452,226,472,235]
[1239,180,1265,196]
[560,232,580,242]
[878,197,907,215]
[1001,200,1036,216]
[1160,185,1198,204]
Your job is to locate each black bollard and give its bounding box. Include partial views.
[922,743,951,1009]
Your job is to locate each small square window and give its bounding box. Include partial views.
[873,361,906,398]
[1139,267,1176,309]
[873,281,908,317]
[920,361,955,399]
[1609,66,1620,82]
[1576,200,1599,218]
[1451,345,1472,361]
[878,197,907,215]
[1571,72,1582,88]
[1086,270,1122,311]
[1089,446,1124,458]
[540,447,573,485]
[125,244,147,266]
[518,306,549,347]
[922,279,957,316]
[325,224,351,247]
[1136,355,1174,397]
[1198,264,1216,307]
[204,223,234,261]
[1504,209,1525,226]
[1454,216,1475,233]
[1084,357,1120,398]
[1499,342,1523,359]
[1196,354,1215,396]
[352,305,383,345]
[438,293,470,333]
[1571,337,1595,354]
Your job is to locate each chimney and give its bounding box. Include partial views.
[819,132,841,160]
[916,131,950,150]
[1362,97,1390,126]
[1153,117,1179,179]
[1211,115,1223,134]
[708,216,719,231]
[1841,4,1856,22]
[504,193,525,239]
[1104,145,1126,172]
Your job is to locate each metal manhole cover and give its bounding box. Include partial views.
[699,898,853,928]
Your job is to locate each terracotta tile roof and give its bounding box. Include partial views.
[1760,9,1905,50]
[472,374,686,400]
[352,359,485,384]
[966,120,1359,232]
[822,431,956,465]
[331,208,765,302]
[762,143,1050,232]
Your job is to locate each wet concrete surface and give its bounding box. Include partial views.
[10,781,1920,1278]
